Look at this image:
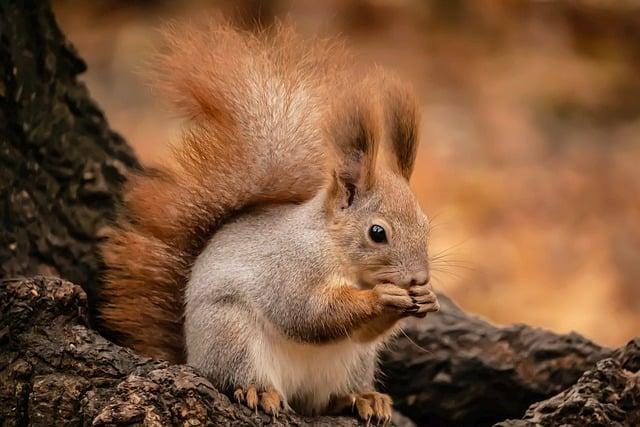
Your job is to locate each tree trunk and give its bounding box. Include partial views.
[0,0,139,303]
[0,1,637,426]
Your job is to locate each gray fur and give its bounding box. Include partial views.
[186,192,384,414]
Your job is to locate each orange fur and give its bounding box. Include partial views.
[97,21,421,363]
[98,21,348,363]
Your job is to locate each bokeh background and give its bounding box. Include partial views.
[53,0,640,346]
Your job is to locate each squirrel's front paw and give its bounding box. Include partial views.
[373,283,419,316]
[234,385,284,418]
[408,283,440,318]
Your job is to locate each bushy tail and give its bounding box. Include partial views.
[98,21,348,362]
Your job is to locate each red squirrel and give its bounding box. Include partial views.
[97,21,439,424]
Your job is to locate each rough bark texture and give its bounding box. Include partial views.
[379,295,614,426]
[0,276,366,427]
[0,0,139,302]
[2,277,636,427]
[0,0,638,426]
[496,339,640,427]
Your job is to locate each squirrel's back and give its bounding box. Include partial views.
[98,22,349,362]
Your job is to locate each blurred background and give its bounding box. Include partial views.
[53,0,639,346]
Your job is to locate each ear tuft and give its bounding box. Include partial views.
[326,90,380,206]
[382,78,420,180]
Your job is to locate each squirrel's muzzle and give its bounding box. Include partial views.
[397,268,430,289]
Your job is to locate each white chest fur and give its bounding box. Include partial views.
[251,316,378,414]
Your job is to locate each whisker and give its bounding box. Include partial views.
[398,327,432,354]
[430,256,474,265]
[362,264,400,270]
[427,220,457,235]
[431,269,464,281]
[429,239,471,259]
[429,252,471,262]
[430,276,453,293]
[430,262,477,272]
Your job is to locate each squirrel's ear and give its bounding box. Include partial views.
[327,97,380,209]
[383,79,420,180]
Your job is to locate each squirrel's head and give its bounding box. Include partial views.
[324,77,430,289]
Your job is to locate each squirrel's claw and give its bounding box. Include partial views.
[351,392,393,427]
[407,283,440,318]
[327,391,392,425]
[246,386,259,413]
[260,388,283,419]
[233,387,245,404]
[234,385,284,419]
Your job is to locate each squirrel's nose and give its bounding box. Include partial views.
[400,269,430,288]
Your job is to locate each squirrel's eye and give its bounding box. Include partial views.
[369,224,387,244]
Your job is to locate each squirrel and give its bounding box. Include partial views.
[96,20,439,424]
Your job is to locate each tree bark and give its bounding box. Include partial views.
[2,277,637,427]
[0,0,637,426]
[379,295,614,426]
[0,276,365,427]
[496,339,640,426]
[0,0,139,304]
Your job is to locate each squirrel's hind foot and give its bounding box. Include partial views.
[234,385,285,419]
[331,392,393,427]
